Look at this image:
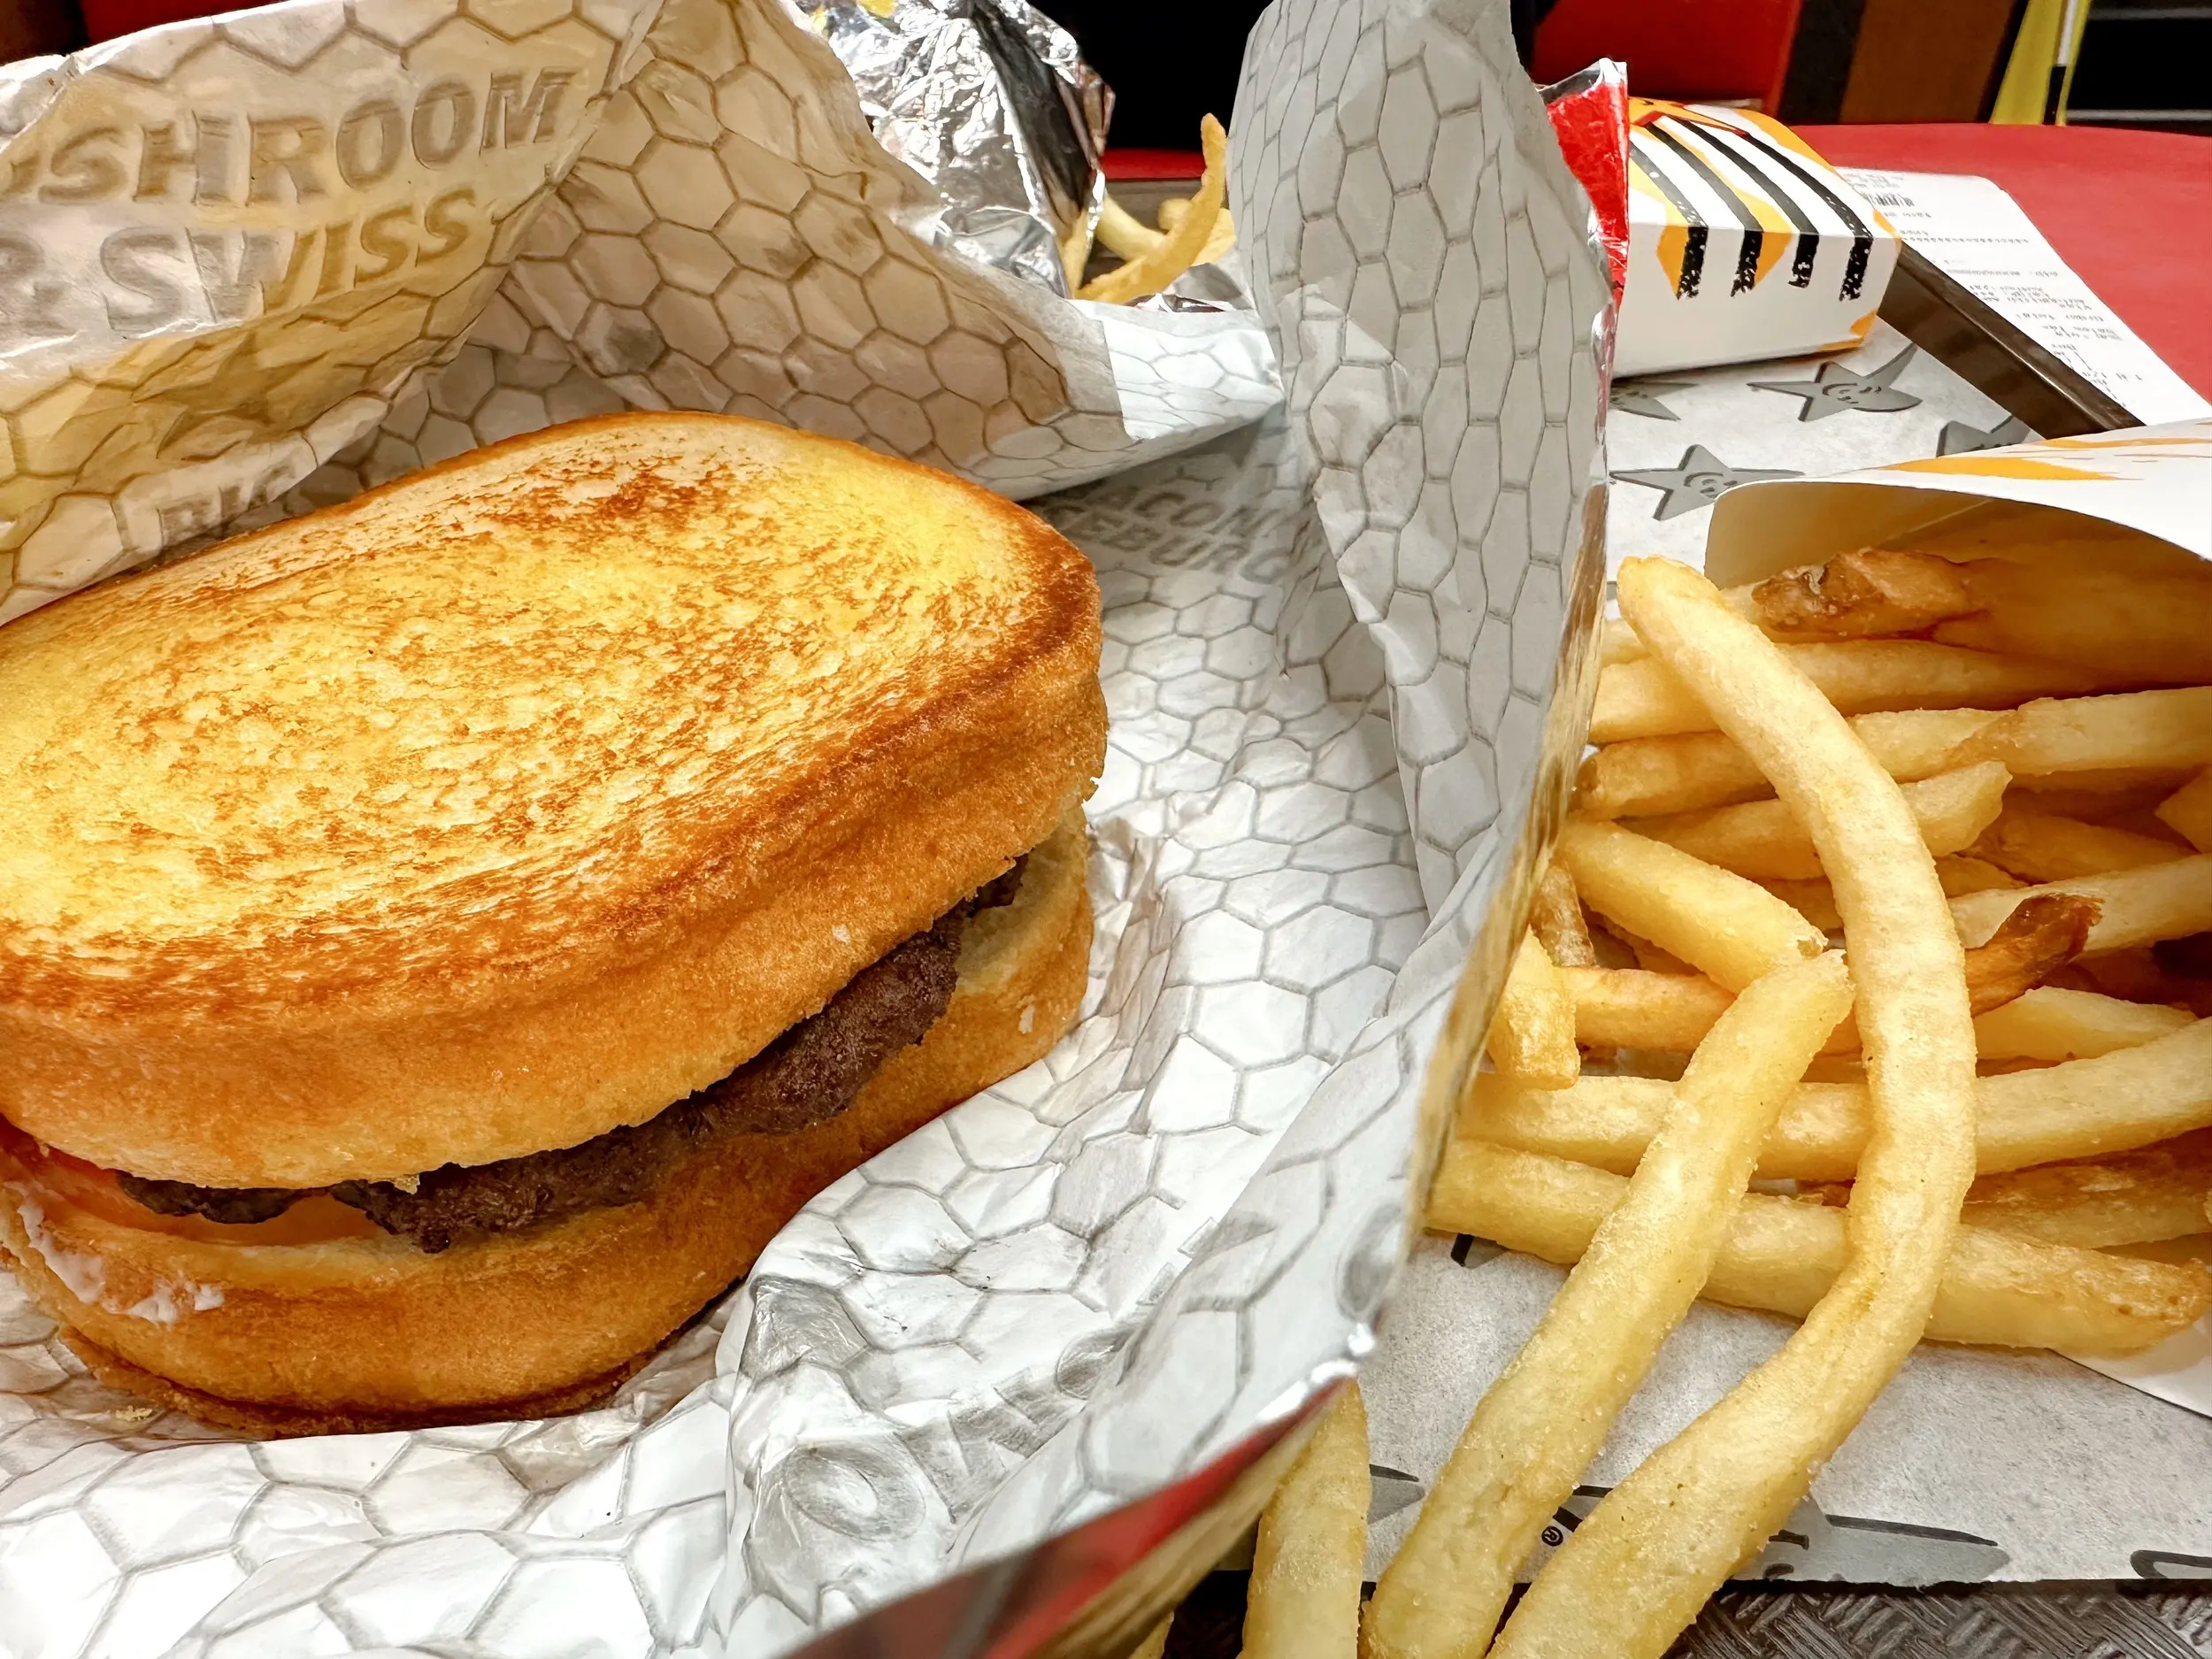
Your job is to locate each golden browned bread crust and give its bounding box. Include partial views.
[0,822,1090,1428]
[0,413,1104,1187]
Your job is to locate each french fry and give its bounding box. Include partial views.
[1947,687,2212,777]
[1574,709,2000,819]
[1554,820,1824,992]
[1492,557,1985,1659]
[1745,549,1977,637]
[1486,933,1581,1089]
[1128,1618,1173,1659]
[1560,966,1732,1052]
[1970,804,2188,881]
[1464,1015,2212,1181]
[1094,196,1167,261]
[2158,769,2212,854]
[1563,880,2092,1056]
[1375,955,1852,1659]
[1528,864,1598,968]
[1243,1383,1368,1659]
[1079,116,1228,304]
[2016,764,2199,796]
[1598,618,1647,666]
[1588,641,2110,744]
[1951,855,2212,953]
[1425,1140,2212,1356]
[1955,1130,2212,1248]
[1154,194,1240,264]
[1632,762,2010,880]
[1928,558,2212,685]
[1972,986,2196,1061]
[1762,852,2024,932]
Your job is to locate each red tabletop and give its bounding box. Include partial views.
[1799,124,2212,403]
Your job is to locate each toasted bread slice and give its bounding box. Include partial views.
[3,820,1094,1428]
[0,414,1103,1187]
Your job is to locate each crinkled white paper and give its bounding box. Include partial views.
[0,0,1609,1654]
[0,0,1278,632]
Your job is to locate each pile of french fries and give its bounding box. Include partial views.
[1142,533,2212,1659]
[1064,116,1238,303]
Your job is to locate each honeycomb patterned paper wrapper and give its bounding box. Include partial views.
[0,0,1612,1654]
[0,0,1278,626]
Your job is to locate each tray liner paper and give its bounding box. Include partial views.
[0,0,1611,1652]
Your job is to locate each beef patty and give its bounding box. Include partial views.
[117,862,1025,1252]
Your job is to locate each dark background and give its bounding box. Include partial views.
[1034,0,1555,148]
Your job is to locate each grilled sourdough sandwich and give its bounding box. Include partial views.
[0,412,1104,1433]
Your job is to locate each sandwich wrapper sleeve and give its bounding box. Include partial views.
[3,5,2212,1659]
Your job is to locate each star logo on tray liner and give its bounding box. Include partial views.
[1609,380,1695,421]
[1938,414,2035,456]
[1751,344,1923,422]
[1611,445,1801,520]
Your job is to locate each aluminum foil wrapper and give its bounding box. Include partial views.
[795,0,1110,296]
[0,0,1613,1652]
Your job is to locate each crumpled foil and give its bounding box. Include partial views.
[0,0,1613,1653]
[793,0,1110,296]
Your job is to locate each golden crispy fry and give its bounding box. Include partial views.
[1566,902,2097,1057]
[2157,769,2212,854]
[1588,915,1698,975]
[1929,558,2212,685]
[1747,549,1978,637]
[1486,933,1581,1089]
[1633,762,2010,881]
[1948,687,2212,777]
[1599,618,1647,666]
[1955,1129,2212,1248]
[1563,889,2090,1056]
[1560,966,1732,1052]
[1573,709,1999,820]
[1555,819,1824,992]
[1128,1617,1174,1659]
[1426,1141,2212,1356]
[1588,641,2110,745]
[1094,196,1167,260]
[1972,986,2196,1062]
[1951,855,2212,953]
[1762,853,2024,932]
[1465,1015,2212,1180]
[1244,1383,1368,1659]
[1970,805,2189,882]
[1372,956,1851,1659]
[1079,115,1228,304]
[1493,557,1984,1659]
[1152,192,1238,259]
[1528,864,1598,969]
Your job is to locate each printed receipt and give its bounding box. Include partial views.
[1843,167,2212,426]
